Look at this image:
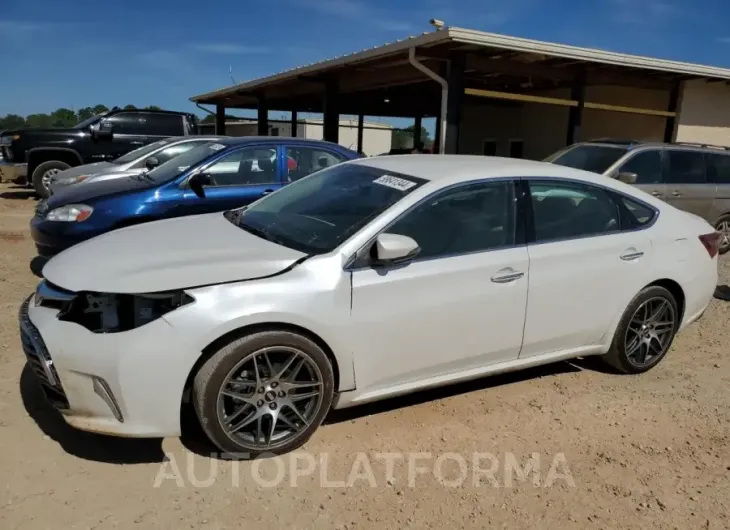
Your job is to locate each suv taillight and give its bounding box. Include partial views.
[699,232,720,258]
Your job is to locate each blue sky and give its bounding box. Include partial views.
[1,0,730,122]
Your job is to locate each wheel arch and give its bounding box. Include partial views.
[180,322,345,413]
[601,277,686,350]
[27,147,83,171]
[645,278,686,324]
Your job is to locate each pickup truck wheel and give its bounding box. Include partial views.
[32,161,71,198]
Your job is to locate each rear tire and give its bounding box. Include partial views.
[32,160,71,198]
[602,286,679,374]
[192,330,335,457]
[714,215,730,255]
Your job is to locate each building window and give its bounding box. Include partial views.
[509,140,524,159]
[270,127,280,137]
[483,140,498,157]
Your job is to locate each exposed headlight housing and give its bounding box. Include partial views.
[59,290,195,333]
[46,204,94,222]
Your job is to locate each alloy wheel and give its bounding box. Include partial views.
[216,346,325,451]
[624,296,676,368]
[717,221,730,252]
[41,169,61,191]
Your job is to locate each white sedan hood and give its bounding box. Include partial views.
[43,213,307,294]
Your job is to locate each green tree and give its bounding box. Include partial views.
[51,108,77,128]
[0,114,26,130]
[123,104,137,110]
[392,125,431,150]
[145,105,162,111]
[93,104,109,114]
[76,107,96,122]
[25,113,53,128]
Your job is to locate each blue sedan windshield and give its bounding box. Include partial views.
[146,141,226,183]
[225,163,428,254]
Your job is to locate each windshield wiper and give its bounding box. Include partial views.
[238,222,278,243]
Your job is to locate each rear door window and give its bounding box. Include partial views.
[528,181,620,242]
[616,150,663,184]
[144,113,184,136]
[705,152,730,184]
[664,150,706,184]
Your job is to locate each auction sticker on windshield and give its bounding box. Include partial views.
[209,143,226,151]
[373,174,417,191]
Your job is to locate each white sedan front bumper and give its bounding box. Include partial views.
[22,295,199,438]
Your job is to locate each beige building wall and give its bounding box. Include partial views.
[675,79,730,147]
[301,118,392,156]
[459,85,670,160]
[199,118,392,156]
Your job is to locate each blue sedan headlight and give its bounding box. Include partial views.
[46,204,94,222]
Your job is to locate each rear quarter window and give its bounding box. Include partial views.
[618,195,656,229]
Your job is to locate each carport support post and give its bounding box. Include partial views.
[215,104,226,135]
[664,82,681,143]
[445,52,465,154]
[291,110,298,138]
[414,116,422,149]
[323,78,340,143]
[566,67,586,145]
[357,114,364,153]
[257,96,269,136]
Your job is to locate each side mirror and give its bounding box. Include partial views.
[371,233,420,266]
[616,171,638,184]
[91,120,113,140]
[145,156,159,170]
[188,172,212,198]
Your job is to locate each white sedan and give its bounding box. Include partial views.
[22,155,719,456]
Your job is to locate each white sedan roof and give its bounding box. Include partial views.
[354,154,605,184]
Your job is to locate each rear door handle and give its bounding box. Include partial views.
[651,191,661,196]
[671,190,681,197]
[261,189,274,196]
[620,251,644,261]
[491,270,524,283]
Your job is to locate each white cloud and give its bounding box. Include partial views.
[0,20,49,37]
[191,43,272,54]
[717,37,730,44]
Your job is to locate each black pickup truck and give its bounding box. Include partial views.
[0,109,198,197]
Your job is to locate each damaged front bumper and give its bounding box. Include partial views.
[20,282,201,438]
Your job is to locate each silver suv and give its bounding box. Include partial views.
[546,139,730,253]
[48,136,225,195]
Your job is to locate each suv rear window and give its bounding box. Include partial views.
[546,145,629,174]
[705,152,730,183]
[664,150,706,184]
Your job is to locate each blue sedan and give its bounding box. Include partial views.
[30,137,360,258]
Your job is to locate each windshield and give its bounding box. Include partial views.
[112,139,170,165]
[225,163,428,254]
[145,141,227,183]
[546,144,629,174]
[73,114,103,129]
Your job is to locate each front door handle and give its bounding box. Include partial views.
[491,270,524,283]
[261,189,274,196]
[651,191,661,196]
[620,251,644,261]
[671,190,681,197]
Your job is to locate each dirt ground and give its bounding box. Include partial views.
[0,181,728,530]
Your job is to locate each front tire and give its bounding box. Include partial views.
[32,160,71,198]
[192,330,335,457]
[602,286,679,374]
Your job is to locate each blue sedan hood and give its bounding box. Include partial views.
[47,174,156,208]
